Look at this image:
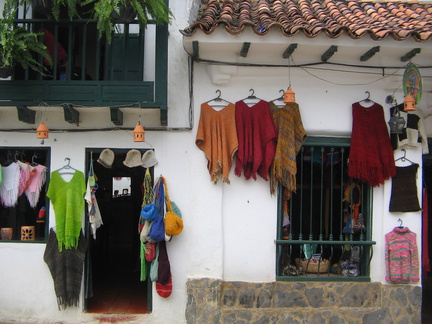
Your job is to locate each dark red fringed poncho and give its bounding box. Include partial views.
[235,100,277,181]
[348,102,396,187]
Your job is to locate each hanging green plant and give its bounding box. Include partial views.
[83,0,173,43]
[0,2,52,77]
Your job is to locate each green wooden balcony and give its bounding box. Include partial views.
[0,18,168,125]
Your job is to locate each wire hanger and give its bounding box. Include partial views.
[31,153,38,167]
[205,89,231,108]
[57,157,77,174]
[394,149,415,165]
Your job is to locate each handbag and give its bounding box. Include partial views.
[141,203,158,221]
[162,178,184,236]
[88,153,96,187]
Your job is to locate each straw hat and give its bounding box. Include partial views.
[97,149,115,168]
[123,149,142,168]
[142,150,158,168]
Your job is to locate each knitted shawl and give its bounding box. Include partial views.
[0,162,20,207]
[348,102,396,187]
[196,103,238,184]
[47,170,86,251]
[17,161,31,197]
[25,164,47,208]
[269,102,307,195]
[385,227,419,283]
[235,100,277,181]
[44,228,87,310]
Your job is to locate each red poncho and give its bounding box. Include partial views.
[348,102,395,187]
[235,100,277,181]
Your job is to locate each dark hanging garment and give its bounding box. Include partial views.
[389,164,421,212]
[44,228,88,310]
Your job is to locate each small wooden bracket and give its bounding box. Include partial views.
[401,48,421,62]
[360,46,380,62]
[110,107,123,126]
[283,43,298,59]
[16,105,35,124]
[63,103,79,125]
[321,45,338,62]
[192,40,199,60]
[240,42,251,57]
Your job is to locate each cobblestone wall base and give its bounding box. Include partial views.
[185,279,421,324]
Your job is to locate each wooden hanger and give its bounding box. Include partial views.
[205,90,231,108]
[394,149,415,165]
[57,157,77,174]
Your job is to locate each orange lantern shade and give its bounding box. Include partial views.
[283,86,296,103]
[404,93,416,111]
[36,122,49,139]
[133,121,145,142]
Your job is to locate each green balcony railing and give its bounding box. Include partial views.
[0,17,168,125]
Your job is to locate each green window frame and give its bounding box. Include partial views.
[276,137,376,281]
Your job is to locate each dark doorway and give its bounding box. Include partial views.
[422,139,432,324]
[85,149,151,314]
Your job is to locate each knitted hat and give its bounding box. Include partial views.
[165,211,183,236]
[123,149,142,168]
[142,150,158,168]
[97,149,115,168]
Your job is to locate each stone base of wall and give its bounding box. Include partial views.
[186,279,421,324]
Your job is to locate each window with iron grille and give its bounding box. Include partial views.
[276,137,376,281]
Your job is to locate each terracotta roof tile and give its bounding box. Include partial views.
[181,0,432,42]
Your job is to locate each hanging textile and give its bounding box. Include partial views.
[235,100,277,181]
[85,156,103,239]
[24,164,47,208]
[44,228,87,310]
[385,227,419,283]
[139,168,154,280]
[390,104,429,154]
[17,161,31,197]
[268,101,307,195]
[348,102,396,187]
[196,102,238,184]
[0,162,20,207]
[389,164,421,212]
[47,170,86,251]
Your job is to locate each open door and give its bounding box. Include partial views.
[84,148,152,314]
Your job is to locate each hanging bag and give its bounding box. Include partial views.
[150,243,160,282]
[88,153,96,187]
[140,169,157,221]
[162,177,184,236]
[149,177,166,242]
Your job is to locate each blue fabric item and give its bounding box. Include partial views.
[149,215,165,242]
[141,203,158,221]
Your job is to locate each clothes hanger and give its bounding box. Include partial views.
[241,89,263,105]
[205,90,231,108]
[359,91,375,106]
[57,157,77,174]
[397,218,404,228]
[394,149,415,165]
[31,153,39,167]
[270,89,285,102]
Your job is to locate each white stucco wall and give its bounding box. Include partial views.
[0,0,430,323]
